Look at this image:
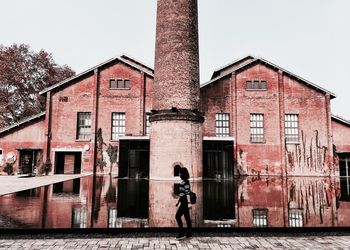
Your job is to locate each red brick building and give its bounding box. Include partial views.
[0,55,349,177]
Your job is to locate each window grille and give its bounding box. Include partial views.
[250,114,264,142]
[77,112,91,140]
[72,207,87,228]
[289,209,303,227]
[111,112,125,140]
[215,113,230,137]
[146,113,151,135]
[108,208,118,228]
[253,209,268,227]
[285,114,299,142]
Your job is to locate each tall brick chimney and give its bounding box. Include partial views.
[149,0,204,180]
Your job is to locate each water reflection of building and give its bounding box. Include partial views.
[1,175,350,229]
[337,176,350,227]
[237,177,284,227]
[287,178,336,227]
[203,180,235,227]
[149,181,203,227]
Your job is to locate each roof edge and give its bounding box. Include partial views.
[332,114,350,127]
[201,56,336,98]
[211,54,255,78]
[0,112,46,135]
[39,55,154,95]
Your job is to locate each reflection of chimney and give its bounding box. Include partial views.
[149,0,204,180]
[148,180,203,227]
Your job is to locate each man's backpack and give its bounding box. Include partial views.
[189,191,197,204]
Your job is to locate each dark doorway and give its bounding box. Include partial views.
[340,177,350,202]
[203,180,235,221]
[339,153,350,177]
[53,179,81,195]
[117,179,149,218]
[119,140,149,178]
[19,149,41,174]
[203,141,234,179]
[54,152,82,174]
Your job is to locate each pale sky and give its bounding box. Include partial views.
[1,0,349,118]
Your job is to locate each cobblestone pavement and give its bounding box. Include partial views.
[0,235,350,249]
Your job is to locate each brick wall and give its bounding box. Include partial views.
[332,119,350,153]
[0,119,45,174]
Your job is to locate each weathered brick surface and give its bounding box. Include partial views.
[153,0,200,111]
[0,118,45,173]
[200,61,335,176]
[150,0,202,180]
[332,118,350,153]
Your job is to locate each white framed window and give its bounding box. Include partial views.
[285,114,299,142]
[108,208,118,228]
[145,113,151,136]
[111,112,125,140]
[215,113,230,137]
[77,112,91,140]
[72,207,87,228]
[289,209,303,227]
[250,114,264,143]
[253,208,268,228]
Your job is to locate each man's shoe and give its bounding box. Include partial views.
[175,234,186,240]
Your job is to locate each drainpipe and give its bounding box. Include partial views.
[92,68,100,175]
[278,70,287,177]
[139,72,146,135]
[44,90,52,174]
[325,94,334,175]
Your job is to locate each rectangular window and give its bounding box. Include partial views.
[108,208,121,228]
[285,114,299,142]
[288,209,303,227]
[215,113,230,137]
[77,112,91,140]
[111,112,126,140]
[250,114,264,143]
[109,79,130,89]
[71,207,87,228]
[253,80,259,89]
[246,80,267,90]
[253,209,268,228]
[146,113,151,136]
[246,80,252,89]
[109,79,116,89]
[124,79,130,88]
[117,79,123,88]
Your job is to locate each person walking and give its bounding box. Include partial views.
[175,167,192,240]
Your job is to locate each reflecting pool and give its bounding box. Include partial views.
[0,176,349,229]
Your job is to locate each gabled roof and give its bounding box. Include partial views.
[211,55,255,79]
[332,114,350,127]
[0,112,46,135]
[201,56,336,99]
[39,54,154,95]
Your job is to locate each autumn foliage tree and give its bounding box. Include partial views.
[0,44,75,128]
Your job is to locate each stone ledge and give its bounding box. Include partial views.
[149,109,204,123]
